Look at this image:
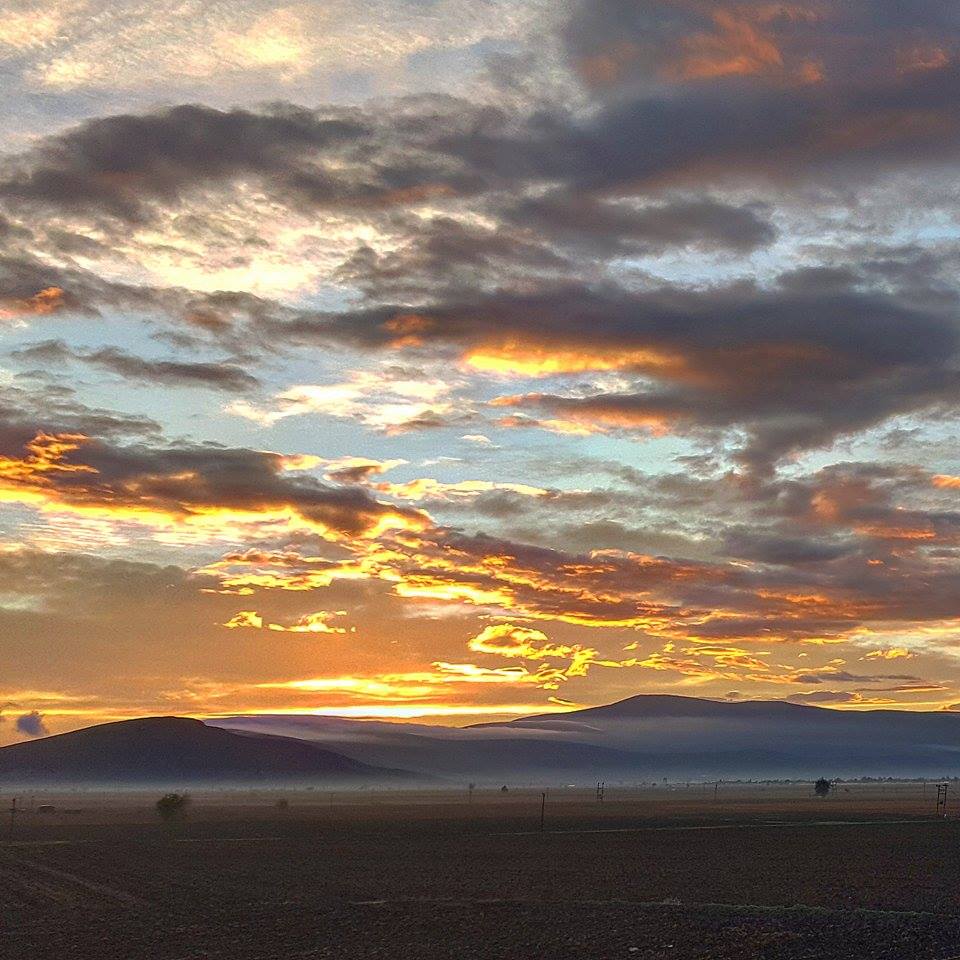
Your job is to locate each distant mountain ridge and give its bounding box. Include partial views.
[214,694,960,782]
[0,716,417,786]
[503,693,810,721]
[6,696,960,787]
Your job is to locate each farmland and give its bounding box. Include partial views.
[4,783,960,959]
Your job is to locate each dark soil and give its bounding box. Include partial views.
[3,791,960,959]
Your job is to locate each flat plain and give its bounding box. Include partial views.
[4,782,960,959]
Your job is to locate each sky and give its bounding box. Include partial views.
[4,0,960,742]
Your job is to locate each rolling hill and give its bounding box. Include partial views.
[212,713,641,781]
[0,716,418,787]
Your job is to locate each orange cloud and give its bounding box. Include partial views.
[0,433,96,484]
[383,313,436,348]
[491,395,675,438]
[465,342,684,378]
[897,45,950,75]
[374,478,549,501]
[257,662,553,700]
[933,474,960,489]
[0,286,66,321]
[576,41,641,86]
[864,647,913,661]
[0,432,427,544]
[466,623,612,688]
[495,414,603,437]
[666,9,784,81]
[224,609,350,633]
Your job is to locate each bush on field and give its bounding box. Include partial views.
[156,793,191,821]
[814,778,832,797]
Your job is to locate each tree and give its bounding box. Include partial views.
[814,778,832,797]
[156,793,190,821]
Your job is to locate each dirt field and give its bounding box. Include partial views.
[4,783,960,959]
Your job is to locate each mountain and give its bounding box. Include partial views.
[211,714,638,781]
[470,694,960,778]
[11,698,960,788]
[0,716,418,787]
[214,695,960,782]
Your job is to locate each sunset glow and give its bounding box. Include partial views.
[4,0,960,746]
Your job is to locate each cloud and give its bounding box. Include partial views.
[319,457,408,485]
[15,710,48,737]
[786,691,870,705]
[564,1,960,92]
[0,104,373,224]
[302,277,960,468]
[0,34,957,483]
[0,381,161,440]
[373,478,549,502]
[5,1,960,723]
[0,0,548,102]
[11,340,260,393]
[224,609,349,634]
[0,426,427,543]
[864,647,913,661]
[465,622,618,688]
[502,193,777,256]
[0,286,67,322]
[227,367,462,433]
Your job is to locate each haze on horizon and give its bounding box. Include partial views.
[5,0,960,744]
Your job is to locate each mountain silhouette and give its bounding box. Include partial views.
[213,713,640,779]
[216,695,960,781]
[8,697,960,786]
[0,716,417,786]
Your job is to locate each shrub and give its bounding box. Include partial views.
[814,778,832,797]
[156,793,191,821]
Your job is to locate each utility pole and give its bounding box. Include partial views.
[937,783,948,818]
[539,792,546,832]
[7,797,16,841]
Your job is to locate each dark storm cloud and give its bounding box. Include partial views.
[11,340,260,393]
